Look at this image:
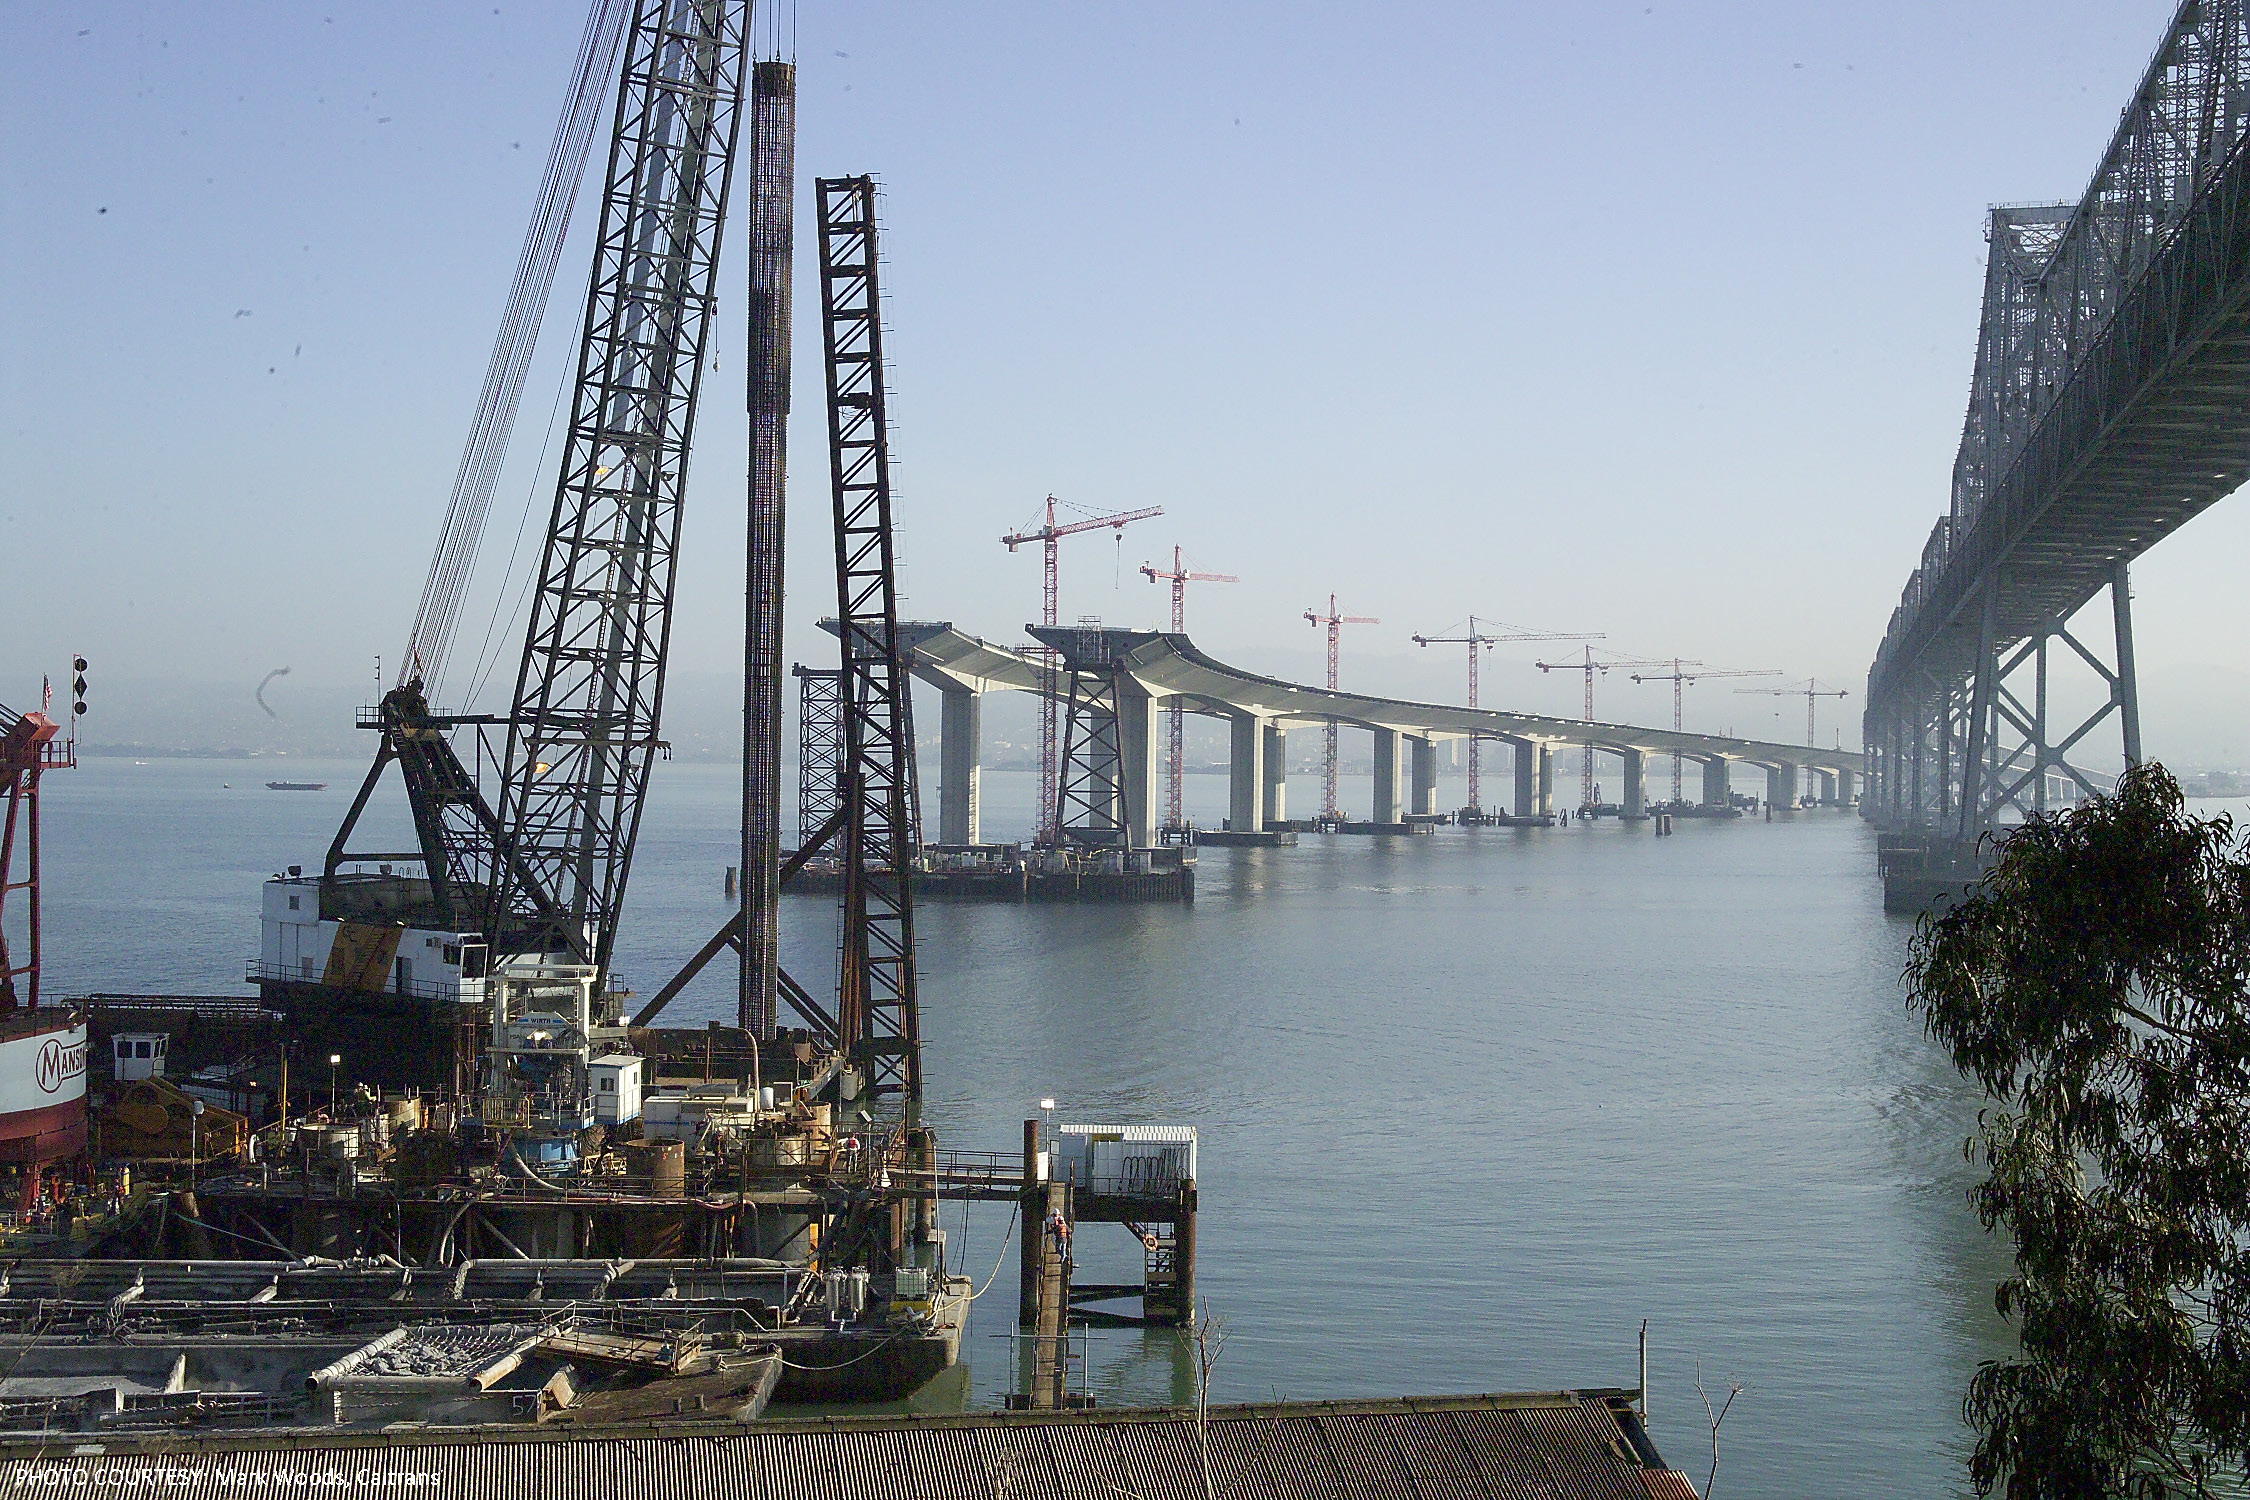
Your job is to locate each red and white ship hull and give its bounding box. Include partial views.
[0,1012,87,1166]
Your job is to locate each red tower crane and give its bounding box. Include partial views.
[1628,661,1780,804]
[1002,496,1162,843]
[1304,595,1379,824]
[1535,645,1667,813]
[1141,547,1237,834]
[0,664,82,1013]
[1413,618,1600,818]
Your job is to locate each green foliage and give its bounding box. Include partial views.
[1908,764,2250,1498]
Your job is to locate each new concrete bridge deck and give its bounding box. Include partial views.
[895,623,1863,845]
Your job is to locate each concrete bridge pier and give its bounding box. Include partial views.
[1700,756,1730,809]
[1816,769,1839,805]
[1537,744,1554,816]
[1767,763,1799,810]
[1263,724,1287,825]
[1228,713,1265,832]
[1501,736,1535,818]
[1371,728,1402,825]
[936,685,981,845]
[1838,768,1856,806]
[1118,680,1158,846]
[1621,748,1646,819]
[1409,736,1438,817]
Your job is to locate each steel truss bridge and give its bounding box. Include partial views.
[1865,0,2250,841]
[879,624,1861,845]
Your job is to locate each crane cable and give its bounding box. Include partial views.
[397,0,632,704]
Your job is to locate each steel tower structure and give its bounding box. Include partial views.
[1303,596,1377,822]
[1414,619,1597,814]
[816,176,921,1102]
[1002,499,1160,843]
[1140,547,1236,831]
[0,677,77,1013]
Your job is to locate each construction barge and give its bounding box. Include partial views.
[784,843,1193,904]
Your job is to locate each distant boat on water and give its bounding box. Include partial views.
[265,781,327,792]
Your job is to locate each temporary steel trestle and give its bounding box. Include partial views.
[816,176,923,1103]
[1861,1,2250,838]
[1051,631,1133,847]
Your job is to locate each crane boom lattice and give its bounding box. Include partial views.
[488,0,748,977]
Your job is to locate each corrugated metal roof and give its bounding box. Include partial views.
[0,1391,1697,1500]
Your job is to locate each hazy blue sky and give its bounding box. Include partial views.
[11,0,2247,760]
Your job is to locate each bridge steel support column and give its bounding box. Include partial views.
[1228,713,1264,833]
[1117,678,1158,848]
[1370,728,1402,826]
[2114,560,2141,766]
[1408,736,1437,818]
[1621,748,1645,820]
[1700,756,1730,809]
[936,686,981,846]
[1263,725,1286,825]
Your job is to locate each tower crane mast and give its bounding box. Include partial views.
[1141,547,1236,833]
[1303,596,1378,823]
[1002,499,1161,844]
[1413,619,1598,816]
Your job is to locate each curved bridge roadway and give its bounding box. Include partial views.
[894,623,1863,845]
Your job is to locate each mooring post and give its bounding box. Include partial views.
[1030,1179,1072,1409]
[1175,1175,1197,1326]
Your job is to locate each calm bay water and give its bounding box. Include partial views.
[38,753,2026,1496]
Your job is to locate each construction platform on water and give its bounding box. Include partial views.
[779,843,1194,904]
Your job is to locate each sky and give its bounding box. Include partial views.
[9,0,2247,765]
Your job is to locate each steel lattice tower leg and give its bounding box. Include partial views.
[817,175,922,1103]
